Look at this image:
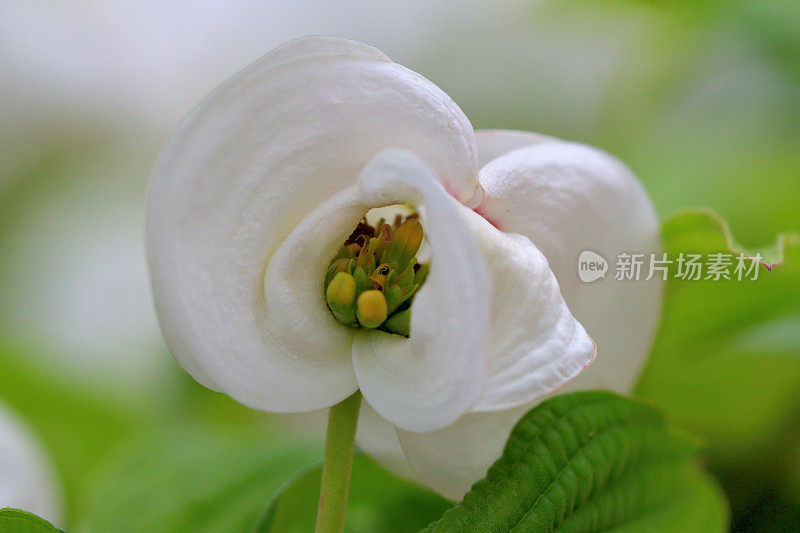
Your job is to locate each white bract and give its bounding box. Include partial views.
[0,403,62,525]
[147,37,661,499]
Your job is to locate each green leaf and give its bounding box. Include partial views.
[254,454,450,533]
[422,391,728,532]
[80,426,321,533]
[635,211,800,488]
[0,509,63,533]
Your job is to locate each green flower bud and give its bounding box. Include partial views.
[324,258,351,287]
[356,236,378,273]
[383,307,411,337]
[356,290,388,328]
[373,224,392,259]
[382,218,423,271]
[384,284,405,315]
[352,266,372,295]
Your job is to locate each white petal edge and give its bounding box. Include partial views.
[355,402,419,482]
[0,403,62,526]
[475,131,662,394]
[352,149,490,433]
[147,36,478,411]
[397,405,529,500]
[475,129,556,167]
[458,206,595,412]
[158,187,365,412]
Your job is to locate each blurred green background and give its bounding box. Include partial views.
[0,1,798,531]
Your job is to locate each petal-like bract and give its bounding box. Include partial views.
[397,406,529,500]
[147,37,478,412]
[458,206,595,412]
[353,150,490,433]
[475,131,661,393]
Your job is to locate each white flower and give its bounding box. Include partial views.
[0,403,62,525]
[146,37,661,499]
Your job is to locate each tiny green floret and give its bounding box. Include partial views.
[323,213,428,336]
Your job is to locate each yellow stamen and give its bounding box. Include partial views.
[356,290,388,328]
[326,272,356,306]
[326,272,357,325]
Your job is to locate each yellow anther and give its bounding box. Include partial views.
[325,272,358,325]
[326,272,356,307]
[356,290,388,328]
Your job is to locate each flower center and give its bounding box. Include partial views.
[324,211,429,336]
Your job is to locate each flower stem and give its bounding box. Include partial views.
[315,390,362,533]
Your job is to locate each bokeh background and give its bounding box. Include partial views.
[1,1,798,531]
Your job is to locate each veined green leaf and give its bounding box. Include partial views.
[422,391,727,532]
[0,509,63,533]
[254,454,450,533]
